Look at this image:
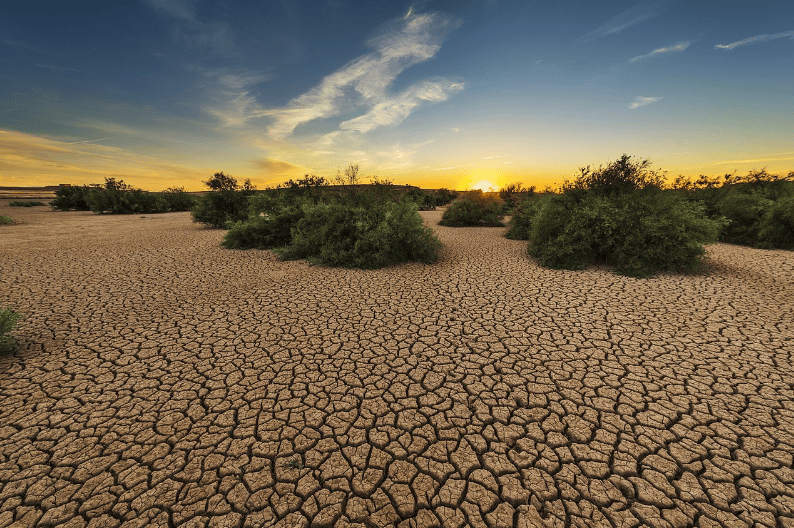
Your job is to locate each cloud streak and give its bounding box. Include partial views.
[715,30,794,51]
[628,96,662,109]
[581,0,674,41]
[265,11,462,140]
[629,42,689,62]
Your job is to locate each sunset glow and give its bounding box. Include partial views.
[2,2,792,191]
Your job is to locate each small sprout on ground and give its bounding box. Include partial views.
[284,458,304,469]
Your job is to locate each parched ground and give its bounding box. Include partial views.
[1,203,793,528]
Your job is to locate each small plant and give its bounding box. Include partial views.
[0,215,14,225]
[438,190,504,227]
[284,458,304,469]
[8,201,46,207]
[0,307,22,356]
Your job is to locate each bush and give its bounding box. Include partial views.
[0,307,22,356]
[162,187,196,212]
[758,196,794,250]
[529,191,723,277]
[434,188,458,206]
[223,196,306,250]
[717,191,772,246]
[8,201,46,207]
[191,190,254,228]
[563,154,665,197]
[405,188,437,210]
[86,188,170,214]
[438,190,504,227]
[0,215,14,225]
[276,201,441,268]
[505,195,551,240]
[50,185,95,210]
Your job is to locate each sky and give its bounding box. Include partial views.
[2,0,793,192]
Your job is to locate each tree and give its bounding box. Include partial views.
[204,171,239,191]
[335,165,361,186]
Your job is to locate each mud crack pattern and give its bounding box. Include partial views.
[1,205,793,527]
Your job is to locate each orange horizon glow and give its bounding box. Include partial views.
[2,129,792,193]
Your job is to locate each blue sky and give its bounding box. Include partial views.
[2,0,793,191]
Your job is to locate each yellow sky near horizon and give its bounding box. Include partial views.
[2,129,793,192]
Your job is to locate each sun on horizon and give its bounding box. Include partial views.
[471,180,496,192]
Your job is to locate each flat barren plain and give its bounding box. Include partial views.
[1,201,793,528]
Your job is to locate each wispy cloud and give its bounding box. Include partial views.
[628,96,662,109]
[581,0,675,41]
[715,30,794,51]
[36,64,80,73]
[139,0,197,22]
[249,158,305,178]
[629,42,689,62]
[338,79,464,133]
[264,11,462,140]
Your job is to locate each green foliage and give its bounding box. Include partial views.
[434,188,458,206]
[223,196,306,250]
[161,187,196,212]
[0,215,14,225]
[529,191,723,277]
[405,188,437,210]
[0,307,22,356]
[204,171,240,191]
[499,182,535,214]
[717,191,772,246]
[562,154,665,198]
[191,189,254,228]
[276,201,441,269]
[758,196,794,250]
[86,188,170,214]
[50,185,96,210]
[8,201,46,207]
[505,194,551,240]
[438,190,504,227]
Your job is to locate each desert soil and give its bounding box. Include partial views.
[1,202,793,528]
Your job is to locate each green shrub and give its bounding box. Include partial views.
[505,195,551,240]
[162,187,196,212]
[529,191,723,277]
[191,190,254,228]
[563,154,665,198]
[0,307,22,356]
[50,185,95,210]
[717,191,772,246]
[8,201,46,207]
[434,188,458,206]
[405,188,437,210]
[0,215,14,225]
[86,188,170,214]
[438,190,504,227]
[276,201,441,268]
[223,197,306,250]
[758,196,794,250]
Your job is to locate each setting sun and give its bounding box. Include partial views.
[471,180,496,192]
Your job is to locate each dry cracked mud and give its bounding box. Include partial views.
[1,203,793,528]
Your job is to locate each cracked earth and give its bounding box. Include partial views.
[1,203,793,528]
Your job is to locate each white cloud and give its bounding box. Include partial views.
[628,96,662,109]
[266,11,462,139]
[629,42,689,62]
[338,79,464,133]
[581,0,675,42]
[715,30,794,51]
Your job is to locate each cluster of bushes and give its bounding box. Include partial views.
[218,169,442,269]
[0,307,22,356]
[672,170,794,250]
[51,178,196,214]
[439,190,505,227]
[507,155,726,277]
[499,183,536,214]
[9,201,46,207]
